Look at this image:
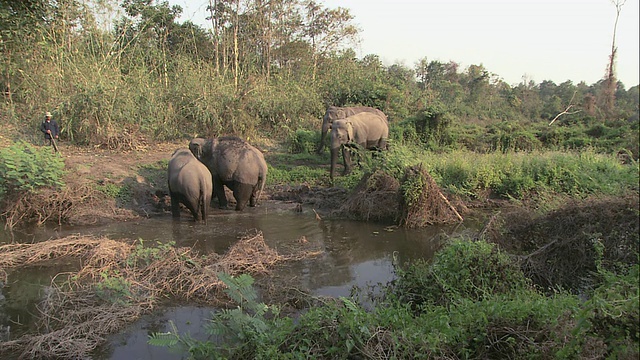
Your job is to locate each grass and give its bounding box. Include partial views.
[377,145,639,200]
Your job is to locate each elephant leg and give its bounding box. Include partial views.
[249,187,258,207]
[170,192,181,218]
[186,202,199,221]
[213,178,228,209]
[233,183,254,211]
[201,194,210,224]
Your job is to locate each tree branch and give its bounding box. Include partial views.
[548,91,581,126]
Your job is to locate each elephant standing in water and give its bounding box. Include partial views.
[189,136,267,211]
[168,148,213,222]
[330,112,389,180]
[317,105,388,154]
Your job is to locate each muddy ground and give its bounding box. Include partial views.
[46,140,351,226]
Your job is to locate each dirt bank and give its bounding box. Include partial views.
[38,141,349,226]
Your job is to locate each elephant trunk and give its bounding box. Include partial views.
[329,146,340,181]
[317,116,331,154]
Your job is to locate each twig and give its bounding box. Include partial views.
[474,211,501,241]
[437,191,463,222]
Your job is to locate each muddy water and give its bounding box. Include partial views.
[1,202,485,359]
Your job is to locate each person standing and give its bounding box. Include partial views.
[40,111,59,147]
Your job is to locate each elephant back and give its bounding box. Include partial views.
[345,112,389,141]
[329,106,388,124]
[213,137,267,184]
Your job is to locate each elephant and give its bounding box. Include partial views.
[330,112,389,180]
[167,148,213,222]
[189,136,268,211]
[317,105,388,154]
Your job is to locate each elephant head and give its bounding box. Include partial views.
[189,137,208,161]
[329,112,389,180]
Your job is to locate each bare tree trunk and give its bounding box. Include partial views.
[603,0,626,115]
[208,0,220,76]
[234,0,239,90]
[4,44,12,106]
[265,2,272,79]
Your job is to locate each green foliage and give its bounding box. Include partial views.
[0,141,65,198]
[286,128,319,154]
[149,272,289,359]
[95,182,131,200]
[393,239,532,309]
[266,163,328,187]
[422,150,639,199]
[400,168,427,208]
[126,239,175,268]
[94,270,133,305]
[561,242,640,359]
[146,238,638,359]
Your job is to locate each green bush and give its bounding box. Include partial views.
[393,239,532,309]
[567,262,640,359]
[0,141,65,198]
[286,128,319,154]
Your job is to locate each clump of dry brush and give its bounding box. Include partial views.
[489,193,639,292]
[339,165,463,227]
[0,231,320,359]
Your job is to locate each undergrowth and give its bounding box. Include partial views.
[149,238,639,359]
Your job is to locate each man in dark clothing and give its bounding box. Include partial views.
[40,112,59,147]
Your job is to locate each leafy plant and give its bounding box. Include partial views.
[149,272,289,359]
[393,239,532,309]
[94,270,133,305]
[286,128,319,154]
[95,182,131,199]
[0,141,65,197]
[126,238,175,267]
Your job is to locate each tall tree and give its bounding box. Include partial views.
[303,0,358,81]
[601,0,626,115]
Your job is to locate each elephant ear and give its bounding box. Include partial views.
[189,140,203,160]
[346,121,354,141]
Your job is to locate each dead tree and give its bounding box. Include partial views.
[548,91,581,126]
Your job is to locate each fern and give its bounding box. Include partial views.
[148,321,180,347]
[218,272,258,309]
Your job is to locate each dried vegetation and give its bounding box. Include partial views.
[338,165,464,227]
[0,231,321,359]
[490,193,640,292]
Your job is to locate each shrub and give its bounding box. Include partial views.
[286,128,318,154]
[393,239,532,309]
[0,141,65,198]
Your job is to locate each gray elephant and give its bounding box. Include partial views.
[317,105,388,154]
[330,112,389,180]
[168,148,213,222]
[189,136,267,211]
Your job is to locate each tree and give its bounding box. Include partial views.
[302,0,359,81]
[601,0,626,115]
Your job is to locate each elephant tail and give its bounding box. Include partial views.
[256,173,266,206]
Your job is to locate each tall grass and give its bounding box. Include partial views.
[380,145,638,199]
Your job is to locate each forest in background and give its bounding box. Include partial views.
[1,0,638,157]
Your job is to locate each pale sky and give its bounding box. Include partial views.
[174,0,640,88]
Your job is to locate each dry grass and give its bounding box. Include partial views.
[490,193,640,292]
[1,183,137,231]
[0,230,321,359]
[399,164,463,228]
[339,170,401,223]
